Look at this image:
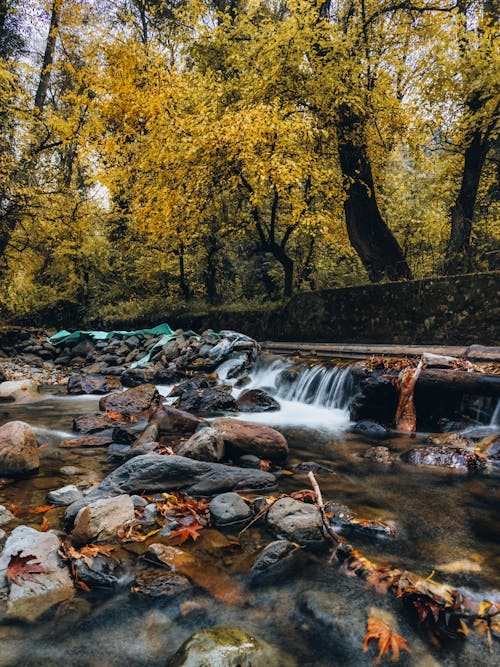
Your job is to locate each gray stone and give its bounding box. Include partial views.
[209,492,252,525]
[0,380,40,404]
[169,625,296,667]
[47,484,83,506]
[266,497,324,544]
[0,505,15,526]
[0,421,39,476]
[236,388,280,413]
[176,427,224,462]
[86,454,277,498]
[252,540,297,572]
[67,375,121,395]
[132,569,191,598]
[0,526,74,622]
[72,495,135,544]
[130,495,148,508]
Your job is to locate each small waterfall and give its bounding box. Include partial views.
[278,364,354,411]
[490,398,500,427]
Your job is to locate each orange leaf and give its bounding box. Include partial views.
[29,505,55,514]
[170,522,203,545]
[76,579,90,592]
[6,551,51,586]
[363,617,412,664]
[40,517,50,532]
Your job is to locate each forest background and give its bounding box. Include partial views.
[0,0,498,326]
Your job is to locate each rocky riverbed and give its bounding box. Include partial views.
[0,328,499,666]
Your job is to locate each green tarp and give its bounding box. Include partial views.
[47,324,221,368]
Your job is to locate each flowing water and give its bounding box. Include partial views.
[0,357,498,666]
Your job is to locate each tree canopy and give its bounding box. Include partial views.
[0,0,498,321]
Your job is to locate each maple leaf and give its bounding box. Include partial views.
[7,551,51,586]
[170,522,203,545]
[363,616,412,664]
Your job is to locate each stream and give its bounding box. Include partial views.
[0,356,499,666]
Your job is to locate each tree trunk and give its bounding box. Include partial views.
[205,236,218,304]
[443,126,491,275]
[34,0,62,112]
[269,243,294,297]
[178,243,191,301]
[337,105,412,282]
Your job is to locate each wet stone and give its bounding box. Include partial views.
[266,497,324,545]
[47,484,83,506]
[0,504,15,526]
[209,492,252,526]
[132,569,191,599]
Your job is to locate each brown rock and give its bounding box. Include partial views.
[72,495,135,544]
[212,418,288,463]
[59,435,114,448]
[0,421,39,476]
[99,383,161,416]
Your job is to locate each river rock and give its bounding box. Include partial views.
[169,375,218,397]
[59,435,114,448]
[251,539,300,578]
[135,405,207,445]
[402,446,487,471]
[0,421,39,476]
[67,374,121,395]
[0,369,6,383]
[169,625,296,667]
[176,427,224,462]
[0,505,15,526]
[352,420,388,437]
[236,388,280,413]
[209,492,252,525]
[120,367,156,387]
[72,495,135,544]
[72,413,116,434]
[99,384,161,416]
[212,418,288,463]
[132,569,191,598]
[266,497,324,545]
[176,387,237,415]
[72,554,120,589]
[86,454,277,498]
[47,484,83,506]
[0,526,74,622]
[0,380,40,404]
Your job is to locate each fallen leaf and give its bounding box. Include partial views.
[40,517,50,532]
[7,551,51,586]
[170,522,204,545]
[28,505,55,514]
[363,616,412,663]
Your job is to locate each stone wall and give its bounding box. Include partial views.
[170,273,499,345]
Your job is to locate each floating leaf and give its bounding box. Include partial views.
[170,521,204,545]
[363,616,412,663]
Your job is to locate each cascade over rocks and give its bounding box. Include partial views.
[212,417,288,462]
[0,421,39,476]
[85,454,277,498]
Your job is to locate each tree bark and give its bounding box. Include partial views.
[337,104,412,282]
[34,0,62,113]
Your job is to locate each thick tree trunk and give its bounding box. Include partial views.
[205,237,218,304]
[337,105,412,282]
[34,0,62,112]
[268,243,294,297]
[178,243,191,301]
[443,127,490,275]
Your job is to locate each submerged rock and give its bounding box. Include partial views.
[213,417,288,463]
[0,379,40,404]
[132,569,191,599]
[72,495,135,544]
[0,421,39,476]
[169,625,296,667]
[176,427,224,462]
[0,526,74,622]
[402,446,487,471]
[209,492,252,526]
[87,454,277,498]
[266,497,324,545]
[251,539,302,582]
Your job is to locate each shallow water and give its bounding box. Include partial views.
[0,384,499,667]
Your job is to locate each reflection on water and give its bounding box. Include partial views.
[0,387,498,667]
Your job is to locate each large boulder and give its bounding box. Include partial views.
[67,375,121,395]
[236,389,280,413]
[0,380,40,404]
[0,421,39,476]
[135,405,206,445]
[72,495,135,544]
[266,497,324,545]
[169,626,296,667]
[0,526,74,622]
[176,387,237,415]
[86,454,277,498]
[99,383,161,416]
[176,427,224,462]
[213,418,288,463]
